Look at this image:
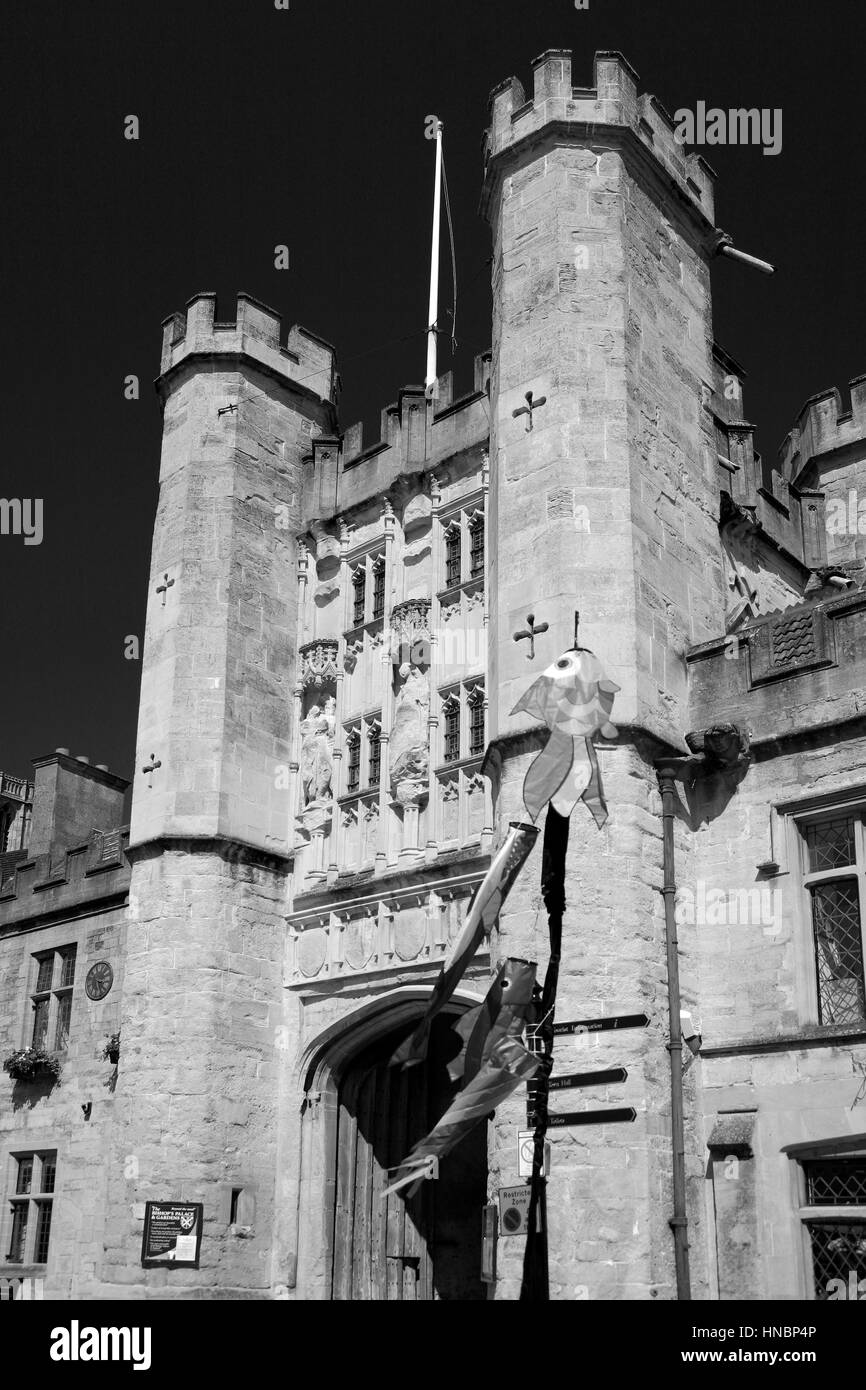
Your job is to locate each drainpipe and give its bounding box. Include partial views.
[655,758,691,1300]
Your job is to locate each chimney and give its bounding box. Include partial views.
[28,751,130,859]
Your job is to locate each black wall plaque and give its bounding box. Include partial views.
[141,1202,203,1268]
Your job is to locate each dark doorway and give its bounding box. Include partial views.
[330,1010,488,1300]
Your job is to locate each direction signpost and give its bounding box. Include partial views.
[537,1066,628,1091]
[545,1107,636,1127]
[552,1012,649,1036]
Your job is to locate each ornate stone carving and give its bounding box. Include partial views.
[298,697,336,807]
[390,664,430,806]
[768,613,814,668]
[389,597,432,666]
[298,638,340,689]
[684,725,751,774]
[440,596,461,623]
[343,635,363,674]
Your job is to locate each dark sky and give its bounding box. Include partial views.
[1,0,864,789]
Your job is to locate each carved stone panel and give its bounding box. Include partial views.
[394,906,427,961]
[748,608,835,686]
[299,639,340,689]
[297,928,328,978]
[344,916,376,971]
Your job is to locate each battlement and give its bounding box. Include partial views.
[0,771,33,804]
[778,374,866,484]
[0,824,130,928]
[159,292,338,405]
[301,353,491,525]
[483,49,716,230]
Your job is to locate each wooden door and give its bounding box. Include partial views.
[331,1012,487,1300]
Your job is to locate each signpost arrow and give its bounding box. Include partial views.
[545,1107,636,1128]
[552,1013,649,1036]
[531,1067,628,1092]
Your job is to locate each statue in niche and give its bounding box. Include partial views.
[299,696,336,805]
[390,663,430,805]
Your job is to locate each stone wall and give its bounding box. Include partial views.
[0,899,126,1299]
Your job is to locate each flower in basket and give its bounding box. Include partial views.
[3,1047,63,1083]
[102,1032,121,1063]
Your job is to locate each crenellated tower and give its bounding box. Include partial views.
[481,50,734,1300]
[101,293,338,1297]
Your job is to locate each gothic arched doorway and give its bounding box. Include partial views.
[330,1010,488,1301]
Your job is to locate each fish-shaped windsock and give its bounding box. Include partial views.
[448,958,538,1085]
[389,823,539,1070]
[510,647,619,827]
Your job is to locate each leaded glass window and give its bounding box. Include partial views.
[802,815,866,1026]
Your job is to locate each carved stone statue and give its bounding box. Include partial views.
[299,698,336,805]
[390,663,430,805]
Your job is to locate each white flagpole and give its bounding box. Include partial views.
[425,119,444,395]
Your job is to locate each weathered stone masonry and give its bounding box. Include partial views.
[1,48,865,1302]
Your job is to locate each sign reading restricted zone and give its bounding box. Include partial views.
[498,1185,542,1236]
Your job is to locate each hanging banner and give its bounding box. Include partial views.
[390,822,539,1069]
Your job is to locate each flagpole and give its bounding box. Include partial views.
[425,119,444,395]
[521,805,569,1301]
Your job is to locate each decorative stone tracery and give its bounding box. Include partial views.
[298,638,340,689]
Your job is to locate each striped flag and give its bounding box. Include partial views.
[448,957,538,1084]
[389,822,539,1069]
[383,1034,541,1199]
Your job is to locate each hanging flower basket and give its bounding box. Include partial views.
[3,1048,62,1084]
[102,1032,120,1064]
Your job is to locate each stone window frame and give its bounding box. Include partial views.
[344,725,362,796]
[347,549,387,632]
[783,1138,866,1301]
[370,556,386,622]
[466,681,486,758]
[443,520,462,589]
[438,502,485,595]
[365,717,382,791]
[790,803,866,1031]
[440,689,461,764]
[30,945,77,1053]
[438,680,485,772]
[3,1150,57,1267]
[350,564,367,627]
[468,511,485,580]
